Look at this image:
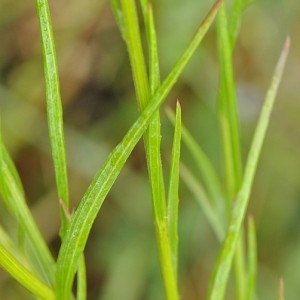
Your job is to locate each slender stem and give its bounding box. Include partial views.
[217,4,246,298]
[207,37,290,300]
[55,2,222,297]
[121,1,176,298]
[36,0,69,236]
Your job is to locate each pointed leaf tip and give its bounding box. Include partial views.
[278,36,290,68]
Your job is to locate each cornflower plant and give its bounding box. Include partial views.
[0,0,289,299]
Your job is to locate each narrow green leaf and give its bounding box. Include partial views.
[56,102,163,299]
[0,226,31,271]
[121,0,167,223]
[36,0,69,235]
[217,3,242,202]
[56,1,222,298]
[233,234,247,300]
[77,257,87,300]
[247,216,257,300]
[138,2,178,298]
[140,0,161,94]
[0,244,55,299]
[207,37,290,300]
[140,0,167,225]
[167,102,181,280]
[165,107,225,218]
[217,4,247,298]
[120,0,149,111]
[0,133,24,196]
[0,134,55,285]
[59,199,86,299]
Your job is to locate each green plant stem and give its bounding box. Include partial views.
[121,0,167,221]
[166,107,226,238]
[207,37,290,300]
[120,1,176,298]
[56,2,222,298]
[77,256,87,300]
[217,4,246,298]
[36,1,88,296]
[233,233,246,300]
[0,141,55,285]
[166,108,225,215]
[217,3,242,203]
[167,102,182,279]
[120,0,150,110]
[36,0,69,236]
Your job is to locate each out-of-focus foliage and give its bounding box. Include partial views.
[0,0,299,299]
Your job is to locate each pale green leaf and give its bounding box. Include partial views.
[167,102,181,280]
[55,1,222,298]
[0,244,54,300]
[207,37,290,300]
[0,135,55,285]
[36,0,69,235]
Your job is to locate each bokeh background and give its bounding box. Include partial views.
[0,0,299,299]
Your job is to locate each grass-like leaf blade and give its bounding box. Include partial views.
[36,0,69,235]
[56,1,222,298]
[217,4,246,297]
[36,1,87,294]
[76,257,87,300]
[217,3,242,202]
[120,0,149,110]
[140,0,161,94]
[207,37,290,300]
[139,2,178,297]
[0,135,55,285]
[167,102,181,278]
[166,108,225,220]
[0,244,54,299]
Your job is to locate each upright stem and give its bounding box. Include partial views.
[216,3,246,299]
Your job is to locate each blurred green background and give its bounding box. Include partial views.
[0,0,299,299]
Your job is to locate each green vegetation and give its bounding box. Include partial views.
[0,0,294,299]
